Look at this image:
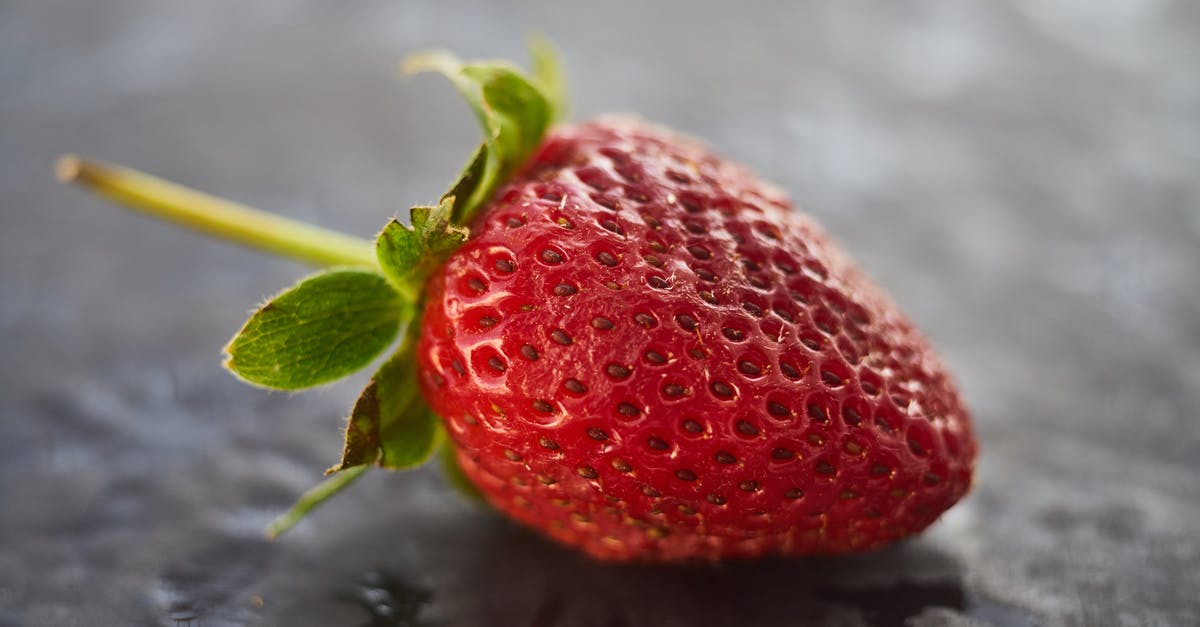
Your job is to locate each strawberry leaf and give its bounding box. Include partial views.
[224,269,405,390]
[332,326,442,471]
[404,45,559,226]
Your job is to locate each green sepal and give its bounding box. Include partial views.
[275,325,441,534]
[223,269,406,390]
[332,325,442,472]
[334,371,391,470]
[527,35,568,123]
[404,43,560,225]
[380,406,444,470]
[252,43,568,534]
[371,42,562,303]
[375,197,469,300]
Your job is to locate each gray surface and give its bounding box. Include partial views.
[1,1,1198,626]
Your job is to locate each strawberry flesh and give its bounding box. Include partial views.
[417,117,976,562]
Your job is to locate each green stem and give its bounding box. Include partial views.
[266,465,369,538]
[56,155,377,268]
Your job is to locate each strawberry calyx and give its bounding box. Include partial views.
[265,45,564,531]
[57,42,566,535]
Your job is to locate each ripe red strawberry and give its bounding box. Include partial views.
[60,45,975,561]
[417,117,976,561]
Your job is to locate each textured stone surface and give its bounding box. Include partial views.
[1,1,1197,625]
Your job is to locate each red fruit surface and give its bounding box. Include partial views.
[416,117,976,562]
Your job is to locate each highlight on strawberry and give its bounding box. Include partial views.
[57,41,976,562]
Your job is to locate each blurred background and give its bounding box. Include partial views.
[1,1,1197,625]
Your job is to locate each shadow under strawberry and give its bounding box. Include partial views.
[307,500,1039,627]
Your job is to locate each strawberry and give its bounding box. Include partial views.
[417,118,975,561]
[58,43,975,561]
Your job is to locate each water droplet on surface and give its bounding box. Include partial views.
[341,569,432,627]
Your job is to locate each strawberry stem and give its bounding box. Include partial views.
[56,155,377,268]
